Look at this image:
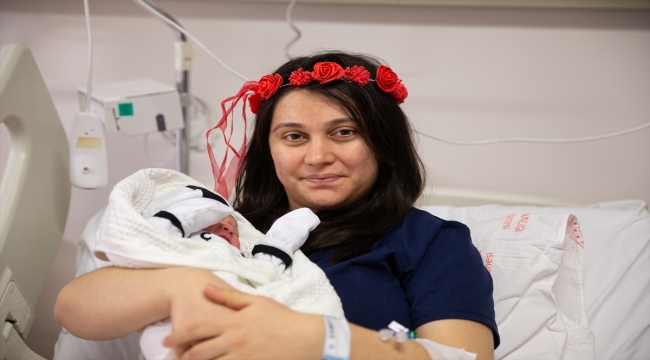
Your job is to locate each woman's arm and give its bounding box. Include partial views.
[417,319,494,360]
[350,319,494,360]
[166,285,489,360]
[54,266,230,340]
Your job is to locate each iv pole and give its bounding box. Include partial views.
[133,0,191,175]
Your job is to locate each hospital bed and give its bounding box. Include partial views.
[1,43,648,359]
[54,174,650,360]
[0,44,70,359]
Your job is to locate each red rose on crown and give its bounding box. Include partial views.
[375,65,399,93]
[257,73,283,99]
[248,92,262,114]
[289,68,313,86]
[391,80,408,104]
[344,65,370,86]
[312,62,345,84]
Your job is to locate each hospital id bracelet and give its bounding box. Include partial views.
[321,315,350,360]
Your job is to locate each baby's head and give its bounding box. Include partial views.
[203,215,240,249]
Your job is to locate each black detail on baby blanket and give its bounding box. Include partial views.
[252,244,292,267]
[200,232,212,241]
[185,185,229,206]
[154,210,184,237]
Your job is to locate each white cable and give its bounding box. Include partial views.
[83,0,93,112]
[135,0,648,148]
[285,0,301,60]
[135,0,250,82]
[414,122,650,145]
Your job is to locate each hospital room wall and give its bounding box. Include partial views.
[0,0,649,357]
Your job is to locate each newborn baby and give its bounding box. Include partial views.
[203,214,240,248]
[143,185,309,280]
[139,185,320,359]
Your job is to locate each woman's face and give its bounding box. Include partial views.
[269,89,378,212]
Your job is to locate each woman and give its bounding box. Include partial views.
[55,51,498,359]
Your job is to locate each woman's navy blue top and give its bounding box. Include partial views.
[307,209,500,348]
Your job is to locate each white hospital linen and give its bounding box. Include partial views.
[422,206,602,360]
[466,213,594,359]
[93,168,344,359]
[423,202,649,360]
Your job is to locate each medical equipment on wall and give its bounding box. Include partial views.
[0,43,68,360]
[70,0,109,189]
[69,112,108,188]
[73,0,194,190]
[69,0,103,190]
[133,0,194,174]
[77,78,184,135]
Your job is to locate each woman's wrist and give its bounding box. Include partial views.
[288,312,327,359]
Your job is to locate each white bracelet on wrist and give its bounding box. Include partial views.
[322,315,350,360]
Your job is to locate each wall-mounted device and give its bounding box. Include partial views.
[78,78,184,135]
[69,112,108,188]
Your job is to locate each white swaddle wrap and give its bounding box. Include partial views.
[94,168,344,359]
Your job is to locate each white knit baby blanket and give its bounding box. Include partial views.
[94,168,344,318]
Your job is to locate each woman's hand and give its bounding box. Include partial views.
[164,284,325,360]
[165,284,459,360]
[164,270,237,351]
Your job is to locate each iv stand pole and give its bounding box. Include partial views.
[134,0,191,175]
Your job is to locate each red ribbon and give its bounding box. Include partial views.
[206,81,258,199]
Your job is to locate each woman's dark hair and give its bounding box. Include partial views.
[233,51,425,264]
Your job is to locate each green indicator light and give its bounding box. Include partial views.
[118,102,134,116]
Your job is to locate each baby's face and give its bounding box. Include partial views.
[203,215,240,249]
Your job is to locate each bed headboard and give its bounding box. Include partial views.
[0,44,70,341]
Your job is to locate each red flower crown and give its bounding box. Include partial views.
[206,62,407,199]
[248,62,408,114]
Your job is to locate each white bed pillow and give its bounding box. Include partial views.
[422,201,650,360]
[461,212,593,359]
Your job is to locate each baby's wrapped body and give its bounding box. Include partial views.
[94,168,344,359]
